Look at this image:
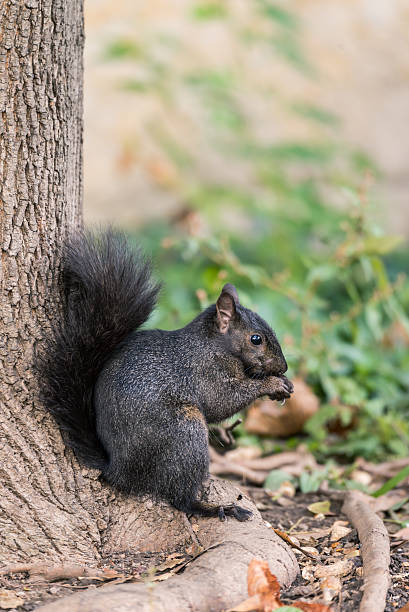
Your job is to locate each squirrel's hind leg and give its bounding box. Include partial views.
[166,406,253,522]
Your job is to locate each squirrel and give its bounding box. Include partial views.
[37,230,293,521]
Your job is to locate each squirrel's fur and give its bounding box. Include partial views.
[37,230,293,521]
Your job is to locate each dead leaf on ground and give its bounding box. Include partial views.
[320,575,342,603]
[229,558,332,612]
[314,559,354,579]
[391,527,409,540]
[0,590,24,609]
[292,527,332,541]
[330,521,352,542]
[245,378,319,437]
[370,491,408,513]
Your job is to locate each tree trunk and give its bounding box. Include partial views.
[0,0,191,565]
[0,3,298,608]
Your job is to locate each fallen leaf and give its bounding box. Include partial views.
[371,492,409,513]
[344,549,360,559]
[308,501,331,516]
[330,521,352,542]
[314,559,354,579]
[0,590,24,609]
[247,558,281,600]
[230,559,332,612]
[227,558,281,611]
[391,527,409,540]
[292,528,331,541]
[320,575,341,603]
[245,378,319,437]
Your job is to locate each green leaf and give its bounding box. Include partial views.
[362,235,403,256]
[372,465,409,498]
[191,3,227,19]
[104,39,141,60]
[308,500,331,515]
[259,2,298,29]
[291,103,340,126]
[264,469,294,491]
[299,470,327,493]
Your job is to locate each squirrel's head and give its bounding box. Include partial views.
[215,284,288,379]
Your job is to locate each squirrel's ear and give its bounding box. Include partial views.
[216,284,239,334]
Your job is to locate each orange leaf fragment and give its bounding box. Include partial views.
[248,559,282,611]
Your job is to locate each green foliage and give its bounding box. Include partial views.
[104,2,409,463]
[264,469,294,491]
[191,3,228,20]
[372,465,409,498]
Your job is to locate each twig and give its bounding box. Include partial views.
[357,457,409,479]
[228,450,316,471]
[273,529,318,560]
[342,490,390,612]
[210,461,267,485]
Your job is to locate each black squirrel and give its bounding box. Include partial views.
[37,230,293,521]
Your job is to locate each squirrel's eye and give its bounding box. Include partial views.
[250,334,262,346]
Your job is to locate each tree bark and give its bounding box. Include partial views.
[0,3,298,608]
[0,0,193,566]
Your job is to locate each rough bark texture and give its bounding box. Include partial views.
[38,479,298,612]
[0,0,87,562]
[0,4,298,608]
[0,1,194,565]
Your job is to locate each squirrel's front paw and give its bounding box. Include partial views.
[262,375,294,400]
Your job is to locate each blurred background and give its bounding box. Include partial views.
[83,1,409,480]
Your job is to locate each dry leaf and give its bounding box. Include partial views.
[349,469,373,487]
[391,527,409,540]
[275,481,296,499]
[370,491,408,513]
[320,575,341,603]
[230,559,332,612]
[344,549,360,559]
[330,521,352,542]
[227,558,281,611]
[302,565,315,582]
[245,378,319,437]
[314,559,354,578]
[292,527,332,540]
[0,590,24,609]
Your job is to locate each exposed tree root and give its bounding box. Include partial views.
[209,447,317,484]
[36,478,299,612]
[0,563,119,582]
[342,490,390,612]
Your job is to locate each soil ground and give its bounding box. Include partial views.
[1,488,408,611]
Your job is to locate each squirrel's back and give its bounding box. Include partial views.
[36,230,160,469]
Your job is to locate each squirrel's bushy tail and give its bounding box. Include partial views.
[36,230,160,469]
